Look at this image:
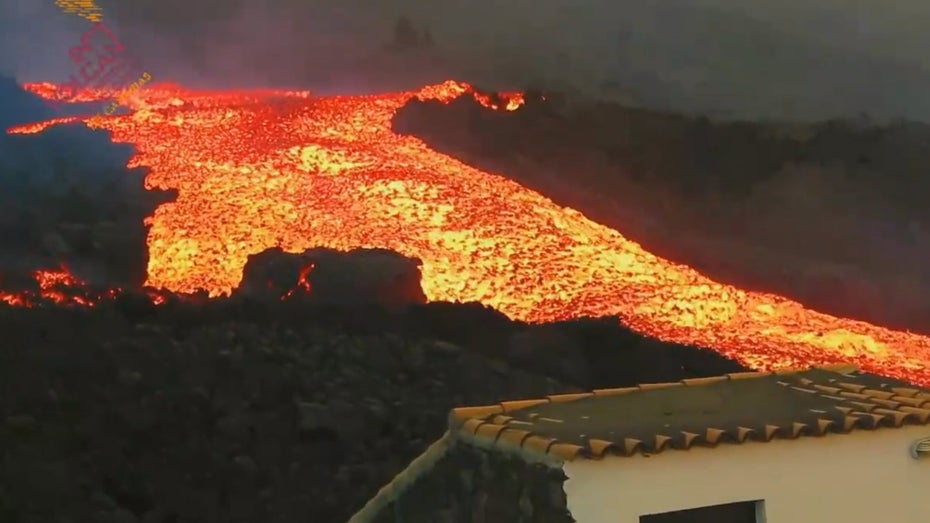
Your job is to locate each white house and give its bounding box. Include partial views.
[347,364,930,523]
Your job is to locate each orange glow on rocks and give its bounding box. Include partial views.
[8,80,930,386]
[0,266,116,307]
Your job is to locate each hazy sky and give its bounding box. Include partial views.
[3,0,930,121]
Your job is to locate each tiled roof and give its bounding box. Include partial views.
[448,365,930,462]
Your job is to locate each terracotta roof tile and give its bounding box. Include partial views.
[812,384,842,394]
[522,435,556,454]
[735,426,754,441]
[894,396,930,408]
[841,415,860,431]
[447,367,930,461]
[900,406,930,423]
[837,382,868,393]
[491,415,513,425]
[870,398,903,409]
[475,423,508,440]
[874,408,911,426]
[705,427,727,444]
[861,389,896,400]
[588,438,615,456]
[497,428,532,449]
[460,418,484,434]
[680,431,701,448]
[890,387,921,397]
[814,419,834,434]
[548,442,584,460]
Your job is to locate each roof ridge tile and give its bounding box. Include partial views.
[547,392,592,403]
[639,382,683,391]
[591,386,638,396]
[898,406,930,423]
[500,399,548,412]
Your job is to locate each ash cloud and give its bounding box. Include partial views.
[0,1,88,86]
[79,0,459,94]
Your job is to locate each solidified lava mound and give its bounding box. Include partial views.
[6,79,930,386]
[237,247,427,309]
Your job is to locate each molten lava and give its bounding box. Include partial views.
[0,266,117,307]
[8,80,930,386]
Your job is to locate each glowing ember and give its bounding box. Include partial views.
[8,80,930,386]
[13,116,84,134]
[281,262,315,301]
[0,266,117,307]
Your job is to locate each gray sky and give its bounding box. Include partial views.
[3,0,930,121]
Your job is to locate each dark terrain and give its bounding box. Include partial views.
[0,283,744,523]
[0,75,175,290]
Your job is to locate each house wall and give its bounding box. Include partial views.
[563,425,930,523]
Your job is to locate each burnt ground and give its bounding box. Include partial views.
[0,79,747,522]
[0,294,744,523]
[393,93,930,333]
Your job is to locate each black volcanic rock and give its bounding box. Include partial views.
[0,77,176,289]
[0,300,569,523]
[0,291,747,523]
[0,75,57,129]
[237,246,427,310]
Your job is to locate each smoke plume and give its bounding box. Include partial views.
[5,0,930,121]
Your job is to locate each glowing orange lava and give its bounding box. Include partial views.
[8,80,930,386]
[0,266,117,307]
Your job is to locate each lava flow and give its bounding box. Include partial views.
[8,80,930,386]
[0,266,119,307]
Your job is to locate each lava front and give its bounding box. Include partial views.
[9,80,930,386]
